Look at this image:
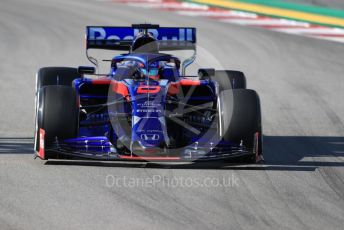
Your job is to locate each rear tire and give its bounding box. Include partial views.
[199,70,246,90]
[213,70,246,90]
[36,67,81,89]
[218,89,262,163]
[34,86,79,159]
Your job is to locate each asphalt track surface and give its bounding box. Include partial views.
[0,0,344,229]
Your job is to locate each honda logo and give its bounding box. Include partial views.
[140,134,160,141]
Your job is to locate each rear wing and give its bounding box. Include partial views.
[86,26,196,51]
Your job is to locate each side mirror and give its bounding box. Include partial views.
[198,68,215,79]
[78,66,95,75]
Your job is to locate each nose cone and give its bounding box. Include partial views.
[132,115,166,148]
[130,82,168,149]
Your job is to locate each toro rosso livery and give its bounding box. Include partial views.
[34,24,263,163]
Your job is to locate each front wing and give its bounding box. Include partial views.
[36,136,258,162]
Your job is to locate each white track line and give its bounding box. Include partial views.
[127,2,208,10]
[220,18,309,27]
[177,10,257,18]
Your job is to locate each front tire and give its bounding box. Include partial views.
[218,89,262,163]
[34,86,79,159]
[34,67,80,156]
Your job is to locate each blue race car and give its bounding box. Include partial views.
[34,24,263,163]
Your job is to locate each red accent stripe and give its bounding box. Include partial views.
[137,86,161,94]
[111,81,129,98]
[209,15,256,20]
[179,79,201,86]
[38,128,45,159]
[168,83,180,95]
[119,155,181,160]
[172,7,226,12]
[91,79,130,99]
[92,79,112,85]
[168,79,201,95]
[149,75,160,81]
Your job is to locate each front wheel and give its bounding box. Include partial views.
[218,89,262,163]
[34,85,79,159]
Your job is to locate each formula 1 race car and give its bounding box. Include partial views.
[34,24,263,163]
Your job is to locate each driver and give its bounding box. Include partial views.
[117,32,178,81]
[116,59,177,81]
[118,61,160,81]
[133,62,161,81]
